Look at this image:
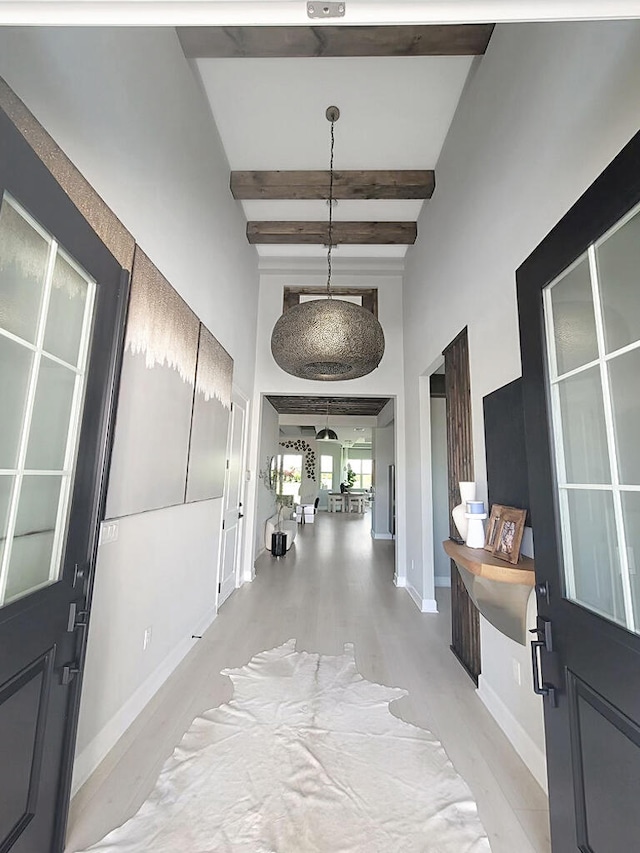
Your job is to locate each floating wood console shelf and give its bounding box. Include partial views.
[443,540,536,645]
[443,540,535,586]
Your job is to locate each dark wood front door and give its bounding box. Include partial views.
[518,128,640,851]
[0,112,128,852]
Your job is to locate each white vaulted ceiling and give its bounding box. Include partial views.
[193,53,476,259]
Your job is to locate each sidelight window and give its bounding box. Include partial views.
[544,200,640,634]
[0,193,96,606]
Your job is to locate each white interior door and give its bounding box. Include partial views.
[218,391,247,606]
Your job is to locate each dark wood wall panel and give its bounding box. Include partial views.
[443,328,481,683]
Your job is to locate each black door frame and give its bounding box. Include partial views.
[0,108,130,851]
[517,127,640,849]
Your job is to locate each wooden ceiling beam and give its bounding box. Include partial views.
[231,170,434,200]
[266,395,390,416]
[247,221,416,245]
[178,24,495,58]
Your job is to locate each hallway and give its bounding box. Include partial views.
[67,512,550,853]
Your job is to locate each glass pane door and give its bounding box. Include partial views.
[0,192,95,606]
[544,201,640,634]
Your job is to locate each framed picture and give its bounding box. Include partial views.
[492,507,527,564]
[485,504,507,552]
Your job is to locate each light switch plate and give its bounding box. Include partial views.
[100,521,119,545]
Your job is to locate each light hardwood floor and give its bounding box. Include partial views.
[66,511,551,853]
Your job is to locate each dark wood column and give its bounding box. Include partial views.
[443,328,481,683]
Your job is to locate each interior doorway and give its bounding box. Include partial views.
[219,390,248,607]
[254,395,396,571]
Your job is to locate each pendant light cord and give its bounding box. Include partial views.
[327,118,335,298]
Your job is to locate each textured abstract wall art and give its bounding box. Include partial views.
[185,324,233,503]
[77,641,491,853]
[105,248,200,518]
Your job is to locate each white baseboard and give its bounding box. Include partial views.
[72,608,217,795]
[477,676,548,793]
[371,531,394,540]
[435,575,451,588]
[394,575,406,588]
[247,549,264,581]
[406,582,438,614]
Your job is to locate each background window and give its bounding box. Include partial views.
[320,455,333,490]
[347,458,373,490]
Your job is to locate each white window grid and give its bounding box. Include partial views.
[0,193,96,607]
[346,457,373,490]
[543,199,640,634]
[320,454,333,489]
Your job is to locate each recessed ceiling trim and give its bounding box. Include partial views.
[247,220,417,244]
[178,24,495,58]
[231,170,435,200]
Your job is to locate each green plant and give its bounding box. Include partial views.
[345,465,357,489]
[274,493,290,531]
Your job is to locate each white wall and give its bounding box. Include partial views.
[0,26,259,792]
[253,398,280,558]
[403,20,640,789]
[373,425,394,539]
[279,437,318,505]
[317,440,342,507]
[249,262,408,586]
[430,398,450,586]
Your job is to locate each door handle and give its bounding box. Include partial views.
[238,512,244,519]
[530,633,557,707]
[61,663,81,686]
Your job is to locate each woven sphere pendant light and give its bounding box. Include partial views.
[272,299,385,380]
[270,106,385,381]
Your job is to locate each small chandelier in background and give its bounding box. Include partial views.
[316,401,338,441]
[270,106,385,381]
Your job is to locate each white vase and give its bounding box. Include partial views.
[452,481,476,540]
[465,512,487,548]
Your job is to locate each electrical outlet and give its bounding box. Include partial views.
[512,659,522,686]
[99,521,119,545]
[143,626,152,650]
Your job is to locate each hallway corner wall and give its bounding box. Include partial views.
[373,410,394,540]
[430,397,450,587]
[402,19,640,788]
[253,398,280,561]
[0,26,260,794]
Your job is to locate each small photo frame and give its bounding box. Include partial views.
[485,504,507,552]
[492,507,527,564]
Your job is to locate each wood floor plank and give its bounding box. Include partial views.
[66,512,549,853]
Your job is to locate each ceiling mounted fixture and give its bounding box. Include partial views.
[316,401,338,441]
[270,106,385,381]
